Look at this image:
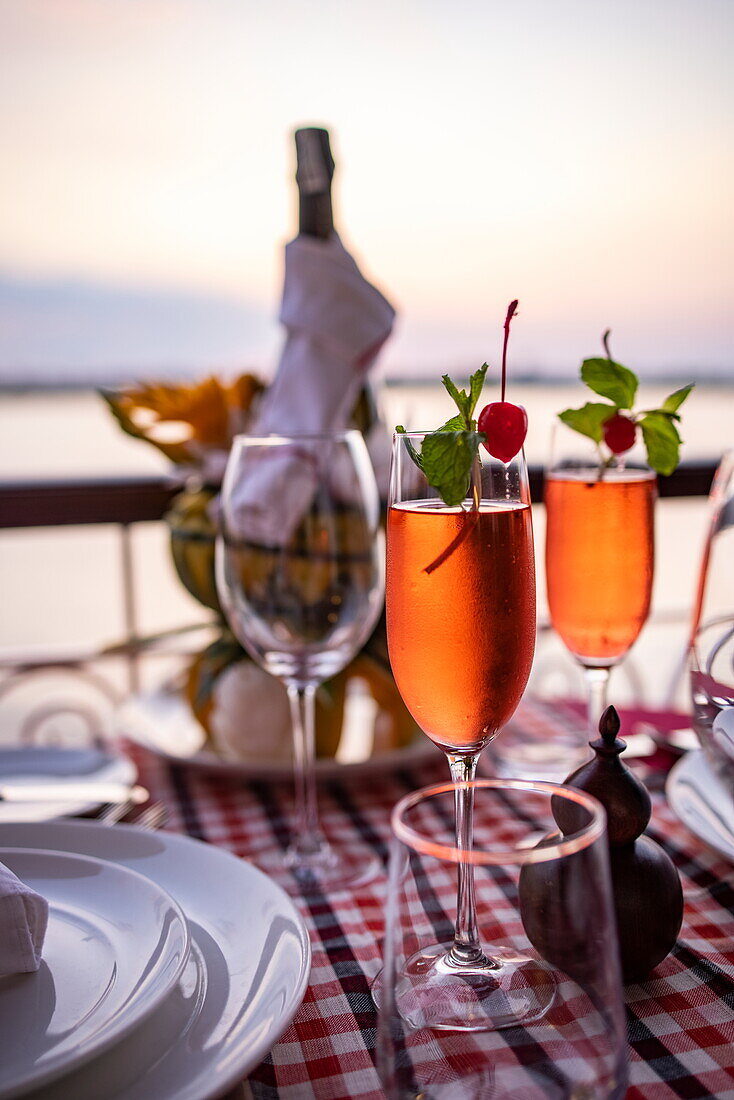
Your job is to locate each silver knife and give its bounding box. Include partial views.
[0,782,150,805]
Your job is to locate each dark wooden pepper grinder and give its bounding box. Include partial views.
[520,705,683,982]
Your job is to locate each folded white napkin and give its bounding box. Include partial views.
[227,233,395,545]
[0,860,49,977]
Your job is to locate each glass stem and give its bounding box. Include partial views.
[583,665,611,737]
[287,683,324,857]
[447,753,487,967]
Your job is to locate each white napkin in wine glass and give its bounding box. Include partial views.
[0,860,48,977]
[227,232,395,545]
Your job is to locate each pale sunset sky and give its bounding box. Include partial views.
[0,0,731,382]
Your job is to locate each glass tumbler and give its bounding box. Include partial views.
[377,778,628,1100]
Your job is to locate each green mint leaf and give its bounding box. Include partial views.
[395,425,424,471]
[580,357,638,409]
[398,367,490,508]
[441,375,471,424]
[421,431,484,507]
[438,414,466,431]
[468,364,490,421]
[558,402,615,444]
[639,411,681,476]
[661,383,694,415]
[441,364,489,427]
[641,407,681,422]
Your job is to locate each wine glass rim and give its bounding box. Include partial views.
[230,429,363,445]
[546,461,655,479]
[394,429,515,439]
[393,429,459,437]
[391,777,607,865]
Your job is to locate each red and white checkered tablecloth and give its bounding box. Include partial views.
[125,698,734,1100]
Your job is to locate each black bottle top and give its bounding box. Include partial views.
[295,126,334,239]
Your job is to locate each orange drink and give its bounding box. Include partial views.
[386,501,536,754]
[545,467,656,665]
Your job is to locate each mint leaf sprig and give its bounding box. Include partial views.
[396,362,488,507]
[559,330,694,477]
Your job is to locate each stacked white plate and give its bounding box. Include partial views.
[0,746,138,822]
[0,819,311,1100]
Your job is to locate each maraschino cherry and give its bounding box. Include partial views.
[603,412,637,455]
[478,299,528,463]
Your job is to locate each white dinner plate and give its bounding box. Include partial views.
[0,821,311,1100]
[117,685,439,780]
[0,848,189,1100]
[666,749,734,862]
[0,747,137,822]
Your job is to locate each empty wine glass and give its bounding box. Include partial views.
[216,430,385,892]
[689,452,734,778]
[690,615,734,779]
[377,778,628,1098]
[690,451,734,645]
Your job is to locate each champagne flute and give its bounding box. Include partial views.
[216,430,385,892]
[545,425,656,734]
[385,429,536,1028]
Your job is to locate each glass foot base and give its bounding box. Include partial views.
[393,942,557,1032]
[253,842,381,896]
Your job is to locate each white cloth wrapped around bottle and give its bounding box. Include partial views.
[225,232,395,547]
[257,233,395,436]
[0,860,49,977]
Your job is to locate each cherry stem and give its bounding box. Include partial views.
[602,328,613,361]
[501,299,518,403]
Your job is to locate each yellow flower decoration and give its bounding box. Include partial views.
[101,373,265,466]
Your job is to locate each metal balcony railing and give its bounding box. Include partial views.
[0,461,719,743]
[0,461,718,530]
